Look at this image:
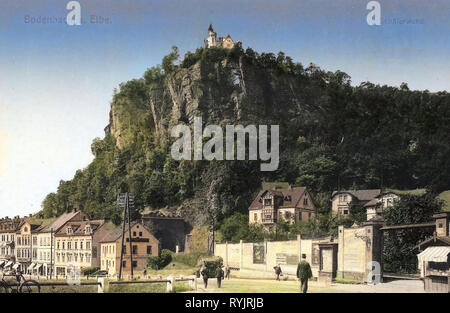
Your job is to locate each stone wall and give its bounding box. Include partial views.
[337,221,383,282]
[215,236,328,278]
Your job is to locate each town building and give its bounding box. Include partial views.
[364,189,427,221]
[204,24,236,49]
[0,217,23,270]
[248,186,318,231]
[331,189,381,217]
[54,218,111,276]
[30,211,86,277]
[364,192,400,221]
[100,222,159,276]
[29,218,55,275]
[15,218,44,272]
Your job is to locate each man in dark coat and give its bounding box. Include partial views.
[296,258,313,293]
[217,267,225,288]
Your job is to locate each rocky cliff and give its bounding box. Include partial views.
[41,46,450,226]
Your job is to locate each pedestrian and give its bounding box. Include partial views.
[200,265,208,288]
[296,257,312,293]
[217,266,224,288]
[225,266,231,280]
[273,264,282,281]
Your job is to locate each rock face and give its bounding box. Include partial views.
[106,53,303,150]
[102,50,308,225]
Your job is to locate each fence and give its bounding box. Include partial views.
[1,276,197,293]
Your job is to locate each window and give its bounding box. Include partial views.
[438,223,443,228]
[122,261,126,268]
[133,232,136,237]
[67,227,73,235]
[80,241,84,250]
[132,261,137,268]
[254,213,258,222]
[264,199,272,206]
[343,210,349,215]
[122,245,126,254]
[132,245,138,255]
[303,198,308,205]
[85,226,92,235]
[139,232,142,237]
[86,241,91,250]
[147,246,152,255]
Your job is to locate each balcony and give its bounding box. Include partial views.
[262,210,276,224]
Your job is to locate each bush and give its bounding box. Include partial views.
[198,256,223,278]
[160,249,173,267]
[82,267,100,276]
[147,249,173,270]
[172,252,210,267]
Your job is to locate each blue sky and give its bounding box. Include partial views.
[0,0,449,218]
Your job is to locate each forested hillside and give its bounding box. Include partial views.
[39,45,450,226]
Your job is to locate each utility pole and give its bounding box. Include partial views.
[127,194,134,279]
[118,193,127,280]
[117,192,135,280]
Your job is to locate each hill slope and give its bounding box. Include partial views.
[40,46,450,225]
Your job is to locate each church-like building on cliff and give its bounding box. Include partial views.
[204,24,238,49]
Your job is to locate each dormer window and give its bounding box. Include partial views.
[264,199,272,206]
[85,225,92,235]
[67,227,73,235]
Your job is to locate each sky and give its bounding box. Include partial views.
[0,0,449,218]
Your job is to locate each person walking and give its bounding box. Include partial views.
[225,266,231,280]
[200,265,208,289]
[296,258,312,293]
[217,266,224,288]
[273,265,282,281]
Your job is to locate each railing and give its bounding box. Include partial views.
[2,276,197,293]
